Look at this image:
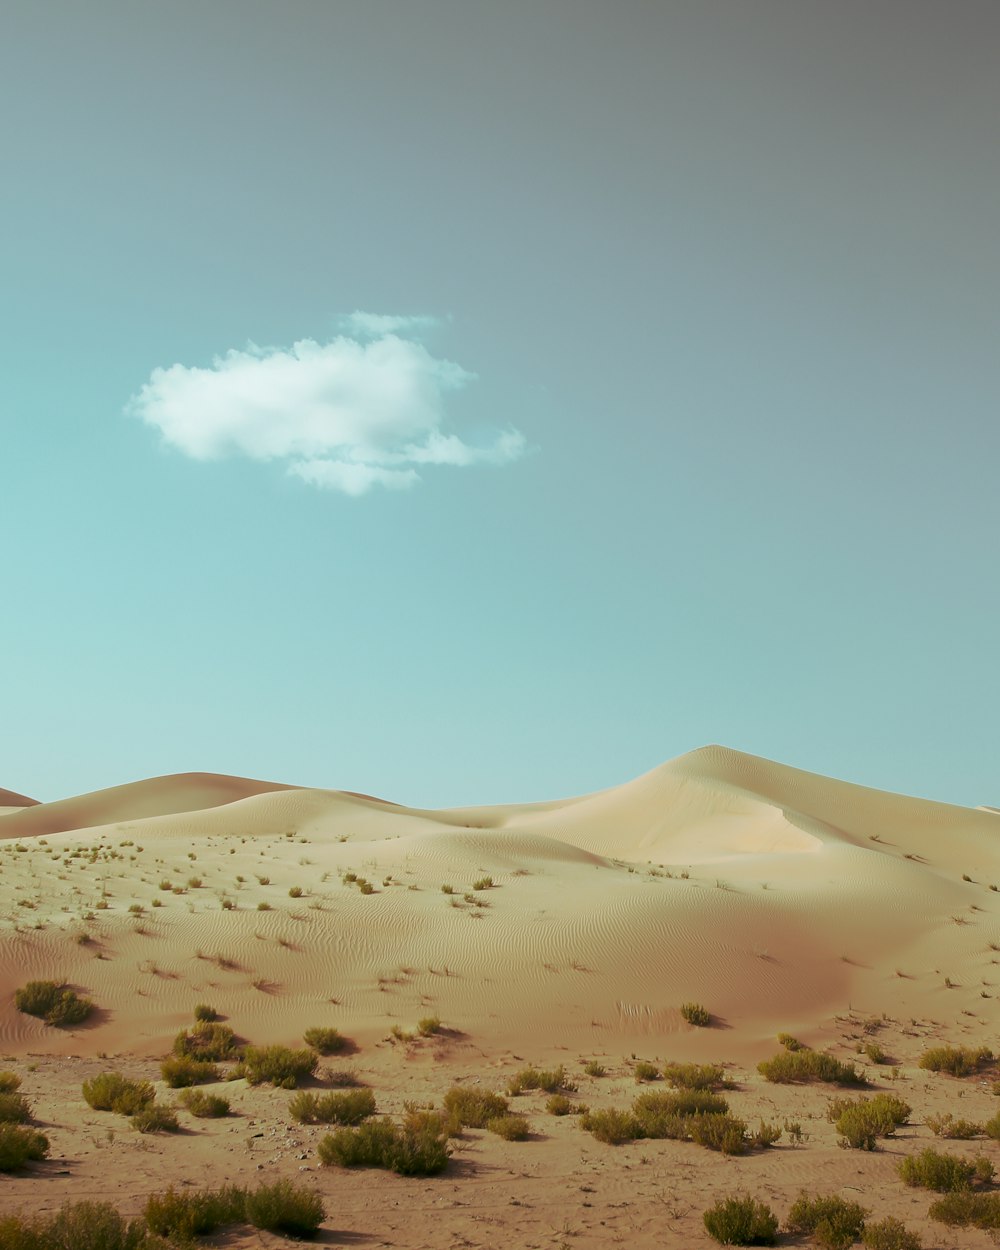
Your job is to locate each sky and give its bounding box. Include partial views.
[2,1,998,809]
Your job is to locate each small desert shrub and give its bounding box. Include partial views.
[82,1073,155,1115]
[928,1190,1000,1229]
[160,1056,219,1088]
[0,1073,22,1094]
[179,1088,231,1117]
[861,1216,923,1249]
[926,1113,982,1139]
[757,1050,866,1086]
[633,1061,660,1083]
[288,886,303,898]
[680,1001,711,1027]
[243,1045,317,1088]
[417,1015,442,1036]
[690,1113,750,1155]
[318,1114,450,1175]
[828,1094,911,1150]
[703,1193,779,1245]
[777,1032,803,1051]
[662,1062,730,1090]
[507,1065,574,1095]
[244,1178,325,1237]
[983,1111,1000,1139]
[899,1147,993,1191]
[579,1107,640,1144]
[443,1086,509,1127]
[145,1184,247,1240]
[0,1093,32,1124]
[0,1200,153,1250]
[488,1114,529,1140]
[583,1060,606,1077]
[303,1026,348,1055]
[0,1123,49,1171]
[173,1021,241,1062]
[863,1042,888,1064]
[546,1094,575,1115]
[785,1193,868,1250]
[289,1088,376,1125]
[918,1045,993,1076]
[131,1102,180,1133]
[193,1003,218,1022]
[14,980,93,1028]
[472,876,493,890]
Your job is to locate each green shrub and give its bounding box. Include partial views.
[680,1001,711,1026]
[244,1179,324,1237]
[583,1061,606,1077]
[318,1114,450,1176]
[757,1050,866,1086]
[1,1200,154,1250]
[785,1193,868,1250]
[546,1094,574,1115]
[918,1045,993,1076]
[487,1114,529,1140]
[242,1044,317,1088]
[777,1032,803,1051]
[289,1088,376,1125]
[417,1015,442,1036]
[828,1094,911,1150]
[172,1021,241,1062]
[472,876,493,890]
[193,1003,218,1022]
[861,1216,923,1249]
[318,1118,398,1167]
[703,1194,779,1245]
[752,1120,783,1148]
[392,1110,451,1176]
[0,1093,32,1124]
[662,1062,731,1090]
[145,1184,247,1240]
[984,1110,1000,1139]
[131,1102,180,1133]
[899,1147,993,1191]
[0,1123,49,1171]
[507,1065,574,1095]
[160,1056,219,1088]
[303,1026,348,1055]
[926,1113,982,1139]
[928,1190,1000,1229]
[863,1042,888,1064]
[579,1107,639,1144]
[178,1088,230,1117]
[0,1072,22,1094]
[633,1061,659,1082]
[690,1113,749,1155]
[82,1073,155,1115]
[443,1086,509,1127]
[14,980,93,1027]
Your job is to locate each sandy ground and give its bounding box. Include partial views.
[2,745,999,1246]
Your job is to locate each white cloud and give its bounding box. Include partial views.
[340,311,441,338]
[127,317,526,495]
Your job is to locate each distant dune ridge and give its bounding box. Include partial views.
[0,786,38,807]
[1,746,998,1059]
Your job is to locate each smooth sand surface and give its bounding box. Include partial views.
[1,745,998,1246]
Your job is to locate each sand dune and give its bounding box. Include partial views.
[0,786,38,807]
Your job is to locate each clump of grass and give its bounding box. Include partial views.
[546,1094,578,1116]
[579,1107,638,1144]
[303,1026,348,1055]
[472,876,493,890]
[242,1045,317,1089]
[193,1003,218,1022]
[899,1147,994,1191]
[507,1065,575,1095]
[777,1032,803,1051]
[160,1056,220,1088]
[0,1073,21,1094]
[928,1190,1000,1229]
[0,1093,33,1124]
[14,980,93,1028]
[703,1194,779,1246]
[633,1061,660,1083]
[827,1094,911,1150]
[173,1021,241,1062]
[487,1113,529,1140]
[0,1200,146,1247]
[757,1050,866,1086]
[863,1041,888,1064]
[926,1113,983,1139]
[583,1060,607,1078]
[440,884,454,894]
[288,886,303,898]
[289,1089,376,1125]
[861,1215,924,1249]
[680,1002,711,1027]
[131,1102,180,1133]
[918,1045,993,1077]
[244,1178,325,1237]
[662,1062,731,1090]
[179,1088,231,1117]
[417,1015,442,1037]
[145,1184,248,1240]
[82,1073,155,1115]
[443,1086,509,1127]
[318,1111,450,1176]
[785,1193,868,1249]
[0,1123,49,1171]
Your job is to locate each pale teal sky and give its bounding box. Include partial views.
[2,1,998,808]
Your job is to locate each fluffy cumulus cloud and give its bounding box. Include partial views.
[127,315,525,495]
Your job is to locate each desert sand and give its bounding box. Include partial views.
[1,745,999,1246]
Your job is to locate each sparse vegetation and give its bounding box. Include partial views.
[488,1113,530,1140]
[289,1089,376,1125]
[926,1112,982,1139]
[145,1184,247,1241]
[0,1073,21,1094]
[757,1050,866,1086]
[633,1061,659,1082]
[173,1021,241,1062]
[680,1001,711,1027]
[244,1179,325,1237]
[507,1065,575,1095]
[417,1015,442,1037]
[929,1190,1000,1229]
[303,1026,348,1055]
[918,1045,993,1076]
[82,1073,155,1115]
[703,1194,779,1245]
[472,876,493,890]
[131,1102,180,1133]
[899,1147,994,1191]
[14,980,93,1027]
[785,1193,868,1250]
[0,1200,152,1248]
[178,1088,231,1117]
[827,1094,910,1150]
[861,1216,923,1249]
[777,1032,803,1051]
[662,1062,731,1090]
[193,1003,218,1022]
[583,1060,607,1077]
[0,1123,49,1171]
[160,1056,219,1088]
[318,1110,450,1175]
[443,1086,509,1127]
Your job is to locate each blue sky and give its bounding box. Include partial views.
[2,1,998,808]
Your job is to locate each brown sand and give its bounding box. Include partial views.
[1,745,998,1246]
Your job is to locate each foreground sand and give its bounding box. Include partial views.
[1,745,999,1245]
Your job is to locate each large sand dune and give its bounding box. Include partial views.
[1,745,997,1061]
